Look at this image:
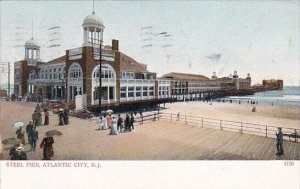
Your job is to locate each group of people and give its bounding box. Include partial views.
[58,108,69,126]
[98,113,135,135]
[31,104,50,126]
[12,119,55,160]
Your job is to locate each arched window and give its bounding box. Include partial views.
[69,64,83,79]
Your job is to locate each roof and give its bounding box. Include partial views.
[82,12,104,29]
[25,38,40,49]
[40,55,66,66]
[120,52,150,73]
[160,72,210,81]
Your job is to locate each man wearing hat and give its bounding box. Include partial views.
[276,127,284,155]
[26,121,34,144]
[16,144,27,160]
[30,127,39,151]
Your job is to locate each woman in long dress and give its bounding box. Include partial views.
[107,114,112,129]
[40,136,54,160]
[110,115,118,135]
[44,110,49,125]
[102,114,108,130]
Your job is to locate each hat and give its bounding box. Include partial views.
[112,115,116,118]
[59,108,64,111]
[16,146,24,152]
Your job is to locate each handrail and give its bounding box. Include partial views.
[160,112,299,142]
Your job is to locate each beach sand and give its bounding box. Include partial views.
[162,101,300,130]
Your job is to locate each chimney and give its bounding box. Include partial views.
[112,39,119,51]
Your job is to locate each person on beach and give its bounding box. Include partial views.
[44,109,49,125]
[26,121,34,144]
[276,127,284,155]
[16,126,25,145]
[30,126,39,151]
[110,115,118,135]
[177,112,180,121]
[117,114,123,133]
[130,113,135,130]
[40,135,54,160]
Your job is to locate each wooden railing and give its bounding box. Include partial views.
[160,112,299,142]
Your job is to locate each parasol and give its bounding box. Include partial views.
[45,130,63,137]
[106,109,113,114]
[12,121,24,129]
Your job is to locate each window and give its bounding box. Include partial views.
[136,87,141,97]
[49,74,52,79]
[58,68,61,72]
[121,87,126,98]
[49,69,52,72]
[149,86,154,96]
[54,74,57,79]
[143,86,148,96]
[53,68,56,72]
[128,87,134,97]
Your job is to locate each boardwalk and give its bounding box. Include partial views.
[1,101,299,160]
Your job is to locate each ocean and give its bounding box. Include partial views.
[226,86,300,106]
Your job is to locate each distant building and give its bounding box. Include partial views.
[262,79,283,89]
[160,71,251,100]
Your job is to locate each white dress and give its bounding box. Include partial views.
[102,117,108,130]
[98,117,104,129]
[110,119,118,135]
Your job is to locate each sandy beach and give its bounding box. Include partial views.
[162,101,300,130]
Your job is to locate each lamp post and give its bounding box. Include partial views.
[92,37,103,114]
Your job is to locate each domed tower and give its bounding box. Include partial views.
[82,11,105,47]
[246,73,251,80]
[211,72,217,79]
[233,70,239,79]
[25,38,40,66]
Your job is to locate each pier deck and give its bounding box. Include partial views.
[1,100,299,160]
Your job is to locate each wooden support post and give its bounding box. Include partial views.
[240,122,243,134]
[220,120,223,130]
[201,117,203,127]
[185,115,187,125]
[265,125,268,138]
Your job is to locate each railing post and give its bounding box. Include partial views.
[171,114,172,122]
[142,116,143,125]
[220,120,223,130]
[185,115,187,125]
[265,125,268,138]
[240,122,243,134]
[201,117,203,127]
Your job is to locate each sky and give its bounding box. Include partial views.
[0,0,299,86]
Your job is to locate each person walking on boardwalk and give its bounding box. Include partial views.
[26,121,34,144]
[40,135,54,160]
[58,109,64,126]
[44,109,49,125]
[16,126,25,145]
[130,113,135,131]
[98,115,103,130]
[110,115,118,135]
[30,127,39,151]
[276,127,284,155]
[124,114,130,132]
[63,107,69,125]
[107,114,112,129]
[102,114,108,130]
[117,114,123,133]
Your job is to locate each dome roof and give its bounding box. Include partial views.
[82,12,104,29]
[25,38,40,49]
